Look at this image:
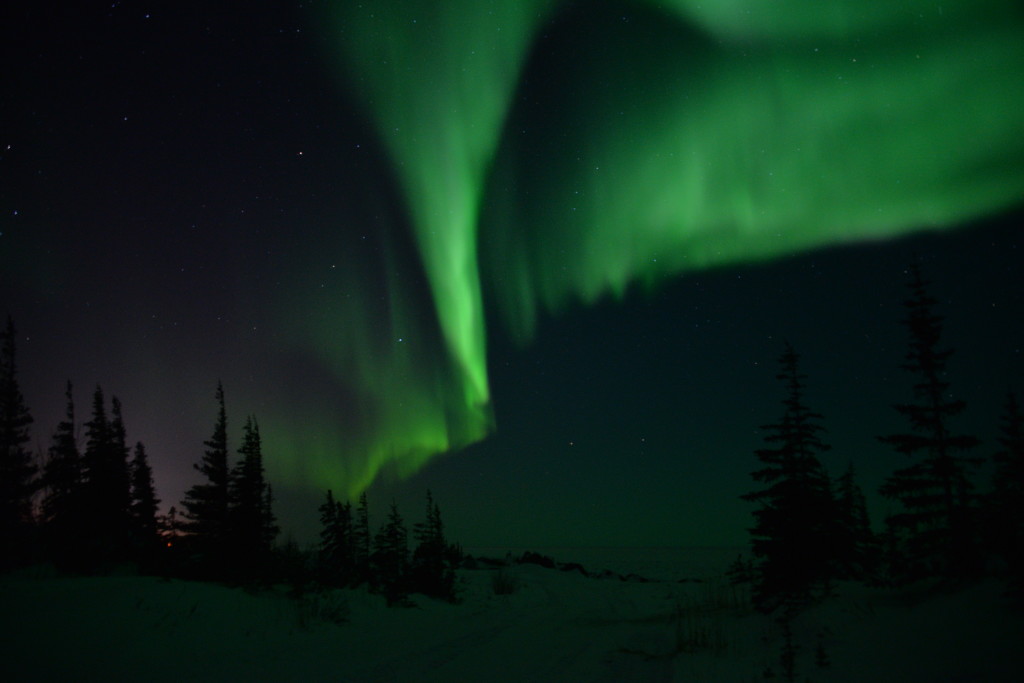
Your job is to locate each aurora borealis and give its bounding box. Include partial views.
[290,0,1024,496]
[3,1,1023,546]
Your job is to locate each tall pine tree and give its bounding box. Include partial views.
[42,382,82,566]
[107,397,133,546]
[318,489,355,586]
[261,483,278,555]
[833,462,876,580]
[129,442,160,564]
[411,490,456,600]
[988,391,1024,590]
[742,343,837,613]
[0,316,37,566]
[80,386,132,565]
[353,491,371,584]
[181,382,230,572]
[372,501,409,605]
[878,264,980,579]
[227,415,275,574]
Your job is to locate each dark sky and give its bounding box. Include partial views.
[3,1,1022,549]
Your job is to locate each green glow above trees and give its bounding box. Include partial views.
[269,0,1024,497]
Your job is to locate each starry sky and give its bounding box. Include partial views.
[3,1,1023,549]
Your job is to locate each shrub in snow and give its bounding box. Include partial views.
[295,589,349,629]
[491,566,520,595]
[672,599,728,655]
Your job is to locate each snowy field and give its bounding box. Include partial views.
[3,548,1022,682]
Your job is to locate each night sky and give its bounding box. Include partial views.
[3,1,1023,549]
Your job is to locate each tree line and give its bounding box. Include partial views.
[740,263,1024,616]
[0,320,166,573]
[0,324,462,602]
[316,488,463,604]
[0,333,275,578]
[4,260,1021,607]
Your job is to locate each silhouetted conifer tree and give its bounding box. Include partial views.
[742,343,837,613]
[42,382,83,566]
[878,264,980,579]
[80,386,132,565]
[988,391,1024,591]
[81,386,110,539]
[833,462,876,579]
[353,491,371,583]
[0,316,37,566]
[180,382,230,573]
[129,442,160,564]
[227,415,275,574]
[318,489,356,586]
[261,483,278,553]
[411,490,456,600]
[372,500,409,605]
[108,397,133,541]
[318,489,338,579]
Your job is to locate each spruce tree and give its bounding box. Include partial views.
[261,483,278,555]
[834,462,875,579]
[372,500,409,605]
[318,489,338,581]
[80,385,110,532]
[989,391,1024,589]
[0,316,37,566]
[411,490,456,600]
[742,342,837,613]
[109,398,133,528]
[878,264,980,579]
[80,386,132,564]
[180,382,230,571]
[129,442,160,562]
[42,382,82,565]
[227,415,274,574]
[318,489,355,586]
[353,491,371,584]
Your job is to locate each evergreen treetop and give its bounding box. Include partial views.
[742,342,837,613]
[0,316,38,564]
[372,500,409,604]
[878,264,980,579]
[42,382,84,568]
[228,415,275,567]
[129,441,160,551]
[80,386,133,562]
[181,382,230,545]
[989,390,1024,589]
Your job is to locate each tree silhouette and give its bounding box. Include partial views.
[353,491,371,584]
[372,501,409,605]
[318,489,356,587]
[180,382,230,573]
[129,442,160,564]
[988,391,1024,592]
[80,386,132,565]
[878,264,980,579]
[411,490,456,600]
[833,462,876,579]
[42,382,83,567]
[108,397,133,548]
[261,483,278,557]
[227,415,275,575]
[0,316,37,567]
[742,342,837,613]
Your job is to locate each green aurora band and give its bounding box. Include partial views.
[267,0,1024,498]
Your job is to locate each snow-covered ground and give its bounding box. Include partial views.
[3,549,1022,681]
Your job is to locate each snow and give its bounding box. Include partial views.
[3,549,1022,681]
